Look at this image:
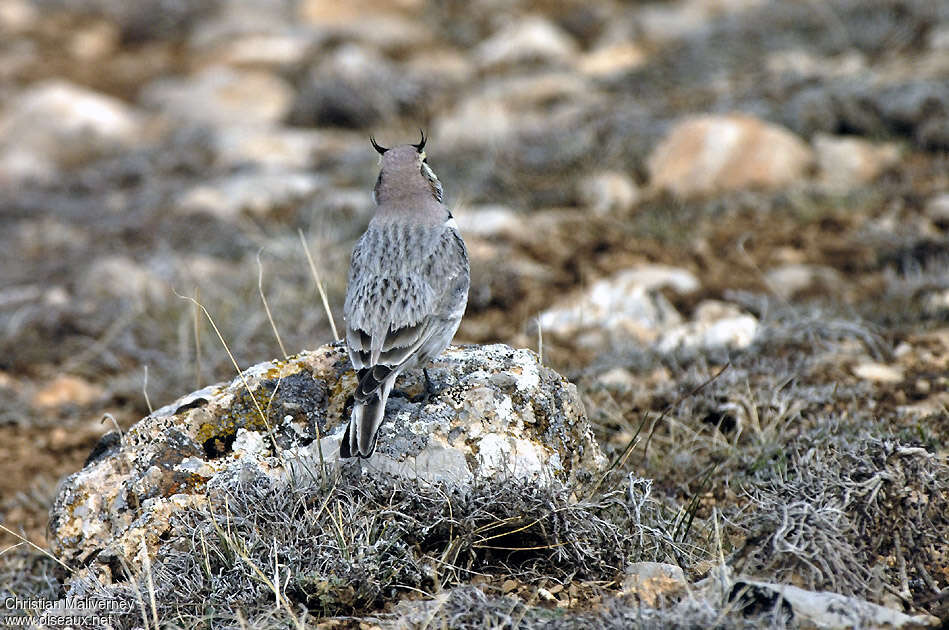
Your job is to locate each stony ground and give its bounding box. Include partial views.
[0,0,947,627]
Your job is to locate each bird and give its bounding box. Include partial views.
[340,131,470,458]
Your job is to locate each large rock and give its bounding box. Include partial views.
[210,126,330,170]
[647,114,814,198]
[49,343,603,585]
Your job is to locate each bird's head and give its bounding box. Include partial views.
[370,130,443,205]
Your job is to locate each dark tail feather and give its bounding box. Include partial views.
[356,392,386,457]
[340,390,387,458]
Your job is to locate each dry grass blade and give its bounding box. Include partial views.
[0,522,73,573]
[142,365,153,414]
[140,534,160,630]
[173,290,283,459]
[257,249,289,360]
[298,228,340,341]
[192,286,202,388]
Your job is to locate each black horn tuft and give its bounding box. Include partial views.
[411,128,426,152]
[370,135,388,155]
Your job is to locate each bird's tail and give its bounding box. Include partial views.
[340,384,392,458]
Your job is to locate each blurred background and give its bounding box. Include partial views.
[0,0,947,553]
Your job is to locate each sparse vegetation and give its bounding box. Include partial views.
[2,0,948,626]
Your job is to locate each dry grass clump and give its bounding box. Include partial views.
[57,468,691,628]
[0,549,61,602]
[730,436,949,614]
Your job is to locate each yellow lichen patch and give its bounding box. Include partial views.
[327,369,356,416]
[193,401,272,447]
[262,359,305,381]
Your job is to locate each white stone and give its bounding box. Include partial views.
[578,171,641,214]
[207,32,316,69]
[79,256,169,305]
[297,1,433,52]
[232,429,266,458]
[140,66,294,127]
[0,80,143,185]
[622,562,688,606]
[929,25,949,51]
[539,265,699,349]
[925,193,949,223]
[453,205,522,238]
[813,133,901,190]
[476,16,577,69]
[765,49,866,80]
[852,362,904,384]
[0,0,37,32]
[434,96,515,147]
[726,577,939,629]
[656,301,758,353]
[176,171,323,220]
[577,44,648,77]
[638,0,765,44]
[211,126,327,170]
[540,266,698,338]
[764,263,844,300]
[434,73,592,148]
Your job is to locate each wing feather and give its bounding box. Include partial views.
[343,220,469,397]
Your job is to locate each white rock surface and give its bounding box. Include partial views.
[638,0,766,44]
[622,562,688,606]
[434,72,593,147]
[925,193,949,223]
[577,44,648,77]
[813,133,901,190]
[719,575,939,629]
[853,361,904,384]
[656,300,759,353]
[453,205,523,238]
[140,66,294,127]
[204,32,316,69]
[49,343,604,585]
[297,1,432,52]
[79,256,169,305]
[764,263,844,300]
[647,114,814,198]
[539,265,699,349]
[578,171,641,214]
[176,171,324,220]
[476,16,577,69]
[211,126,327,169]
[0,80,144,185]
